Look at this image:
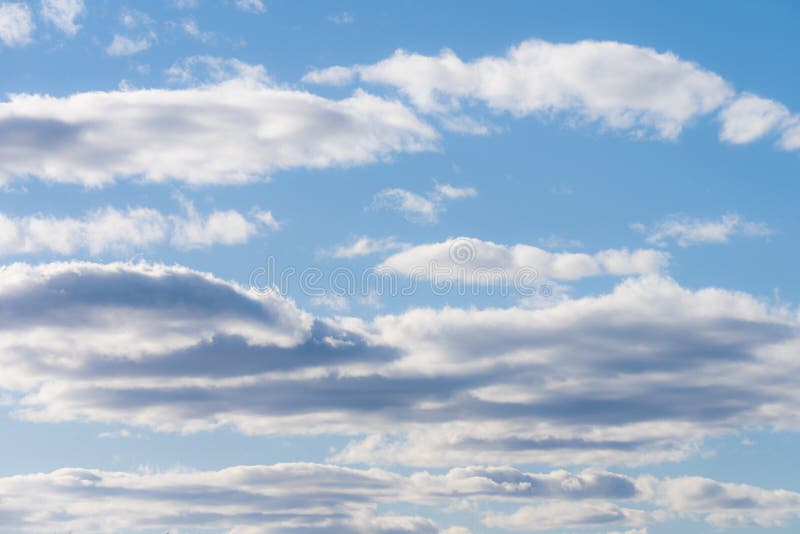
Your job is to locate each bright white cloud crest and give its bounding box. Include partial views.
[0,77,437,186]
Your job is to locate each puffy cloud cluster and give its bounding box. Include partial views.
[0,262,798,467]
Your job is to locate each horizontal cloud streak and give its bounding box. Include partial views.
[379,237,669,282]
[0,462,798,532]
[0,77,436,186]
[305,39,732,140]
[306,38,800,151]
[0,204,277,256]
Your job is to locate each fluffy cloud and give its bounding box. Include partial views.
[0,2,34,46]
[1,262,799,467]
[379,237,669,283]
[305,39,732,140]
[371,184,476,223]
[632,213,772,247]
[1,462,799,532]
[719,94,792,145]
[0,203,275,256]
[0,74,436,186]
[305,38,800,152]
[40,0,84,36]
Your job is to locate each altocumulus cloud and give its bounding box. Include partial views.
[0,69,437,186]
[0,462,799,532]
[305,38,800,150]
[1,262,799,467]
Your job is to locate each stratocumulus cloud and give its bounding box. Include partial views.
[305,38,800,149]
[0,463,798,532]
[1,262,798,466]
[0,78,437,186]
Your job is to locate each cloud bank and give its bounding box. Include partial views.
[0,462,799,532]
[0,262,798,467]
[0,76,436,186]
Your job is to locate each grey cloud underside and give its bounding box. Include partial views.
[0,463,799,532]
[1,262,799,466]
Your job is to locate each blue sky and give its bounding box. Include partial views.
[1,1,800,532]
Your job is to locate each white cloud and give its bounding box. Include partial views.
[305,39,733,140]
[166,55,270,85]
[332,236,407,258]
[379,237,668,282]
[719,94,790,144]
[632,213,772,247]
[372,188,439,223]
[304,38,800,153]
[0,2,34,46]
[0,203,277,256]
[0,73,436,186]
[1,264,798,467]
[253,209,281,230]
[483,502,656,531]
[234,0,265,13]
[433,183,477,199]
[537,235,583,249]
[310,293,351,312]
[1,462,798,533]
[40,0,84,36]
[180,17,214,42]
[105,34,152,56]
[372,183,476,223]
[169,198,260,250]
[0,207,167,256]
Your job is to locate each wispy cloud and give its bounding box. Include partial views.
[0,2,34,47]
[632,213,773,247]
[371,183,476,223]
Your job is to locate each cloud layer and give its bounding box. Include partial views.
[0,262,798,467]
[1,462,799,532]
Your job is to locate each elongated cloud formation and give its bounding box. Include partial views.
[305,39,800,149]
[0,462,799,532]
[379,237,669,281]
[631,213,772,247]
[1,262,799,467]
[0,205,277,255]
[0,77,436,186]
[304,39,732,139]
